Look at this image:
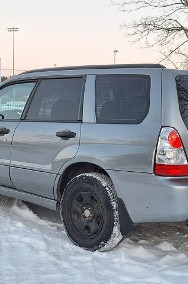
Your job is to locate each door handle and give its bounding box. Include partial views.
[0,127,10,135]
[56,129,76,139]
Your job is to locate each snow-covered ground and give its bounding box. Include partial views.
[1,195,188,284]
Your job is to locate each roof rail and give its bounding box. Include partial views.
[22,64,165,74]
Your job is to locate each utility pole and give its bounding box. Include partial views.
[7,27,19,76]
[113,49,119,64]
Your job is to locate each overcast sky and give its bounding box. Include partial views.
[0,0,161,71]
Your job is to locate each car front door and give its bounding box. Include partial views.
[0,81,36,187]
[10,77,84,198]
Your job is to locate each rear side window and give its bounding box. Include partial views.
[96,74,150,124]
[176,75,188,129]
[26,77,84,121]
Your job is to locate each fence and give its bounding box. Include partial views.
[0,69,26,82]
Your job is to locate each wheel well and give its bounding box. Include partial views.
[56,162,134,236]
[56,162,108,201]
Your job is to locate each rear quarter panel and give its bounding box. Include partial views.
[162,69,188,154]
[78,69,162,173]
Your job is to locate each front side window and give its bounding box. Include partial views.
[176,75,188,129]
[0,82,36,119]
[26,77,84,121]
[96,75,150,124]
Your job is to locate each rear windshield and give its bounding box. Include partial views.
[176,75,188,129]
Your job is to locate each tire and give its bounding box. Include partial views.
[60,173,122,251]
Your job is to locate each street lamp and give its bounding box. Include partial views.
[0,58,1,82]
[7,27,19,76]
[113,49,119,64]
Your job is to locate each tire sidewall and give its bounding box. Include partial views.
[60,173,117,251]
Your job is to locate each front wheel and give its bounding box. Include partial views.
[60,173,122,251]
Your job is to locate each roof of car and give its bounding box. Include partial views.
[22,64,166,74]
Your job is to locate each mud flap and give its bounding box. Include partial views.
[118,198,134,235]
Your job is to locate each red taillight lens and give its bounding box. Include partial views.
[168,130,182,148]
[154,164,188,176]
[154,127,188,176]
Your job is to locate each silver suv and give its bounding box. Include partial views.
[0,64,188,251]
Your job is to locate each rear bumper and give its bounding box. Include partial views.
[108,170,188,223]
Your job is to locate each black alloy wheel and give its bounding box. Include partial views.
[60,173,122,251]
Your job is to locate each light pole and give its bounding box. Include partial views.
[7,27,19,76]
[113,49,119,64]
[0,58,1,82]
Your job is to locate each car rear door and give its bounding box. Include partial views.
[0,81,36,187]
[10,77,84,198]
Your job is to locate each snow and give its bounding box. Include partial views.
[1,195,188,284]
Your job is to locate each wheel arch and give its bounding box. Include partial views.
[55,162,108,202]
[55,161,133,236]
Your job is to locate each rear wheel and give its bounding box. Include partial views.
[60,173,122,251]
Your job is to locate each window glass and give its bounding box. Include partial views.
[176,75,188,129]
[26,78,84,121]
[96,75,150,124]
[0,82,36,119]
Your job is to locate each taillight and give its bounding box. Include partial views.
[154,127,188,176]
[168,130,182,148]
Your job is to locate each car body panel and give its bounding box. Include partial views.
[162,69,188,156]
[0,121,19,187]
[80,70,161,173]
[108,169,188,223]
[10,122,81,198]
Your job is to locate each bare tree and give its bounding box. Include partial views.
[113,0,188,68]
[183,58,188,69]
